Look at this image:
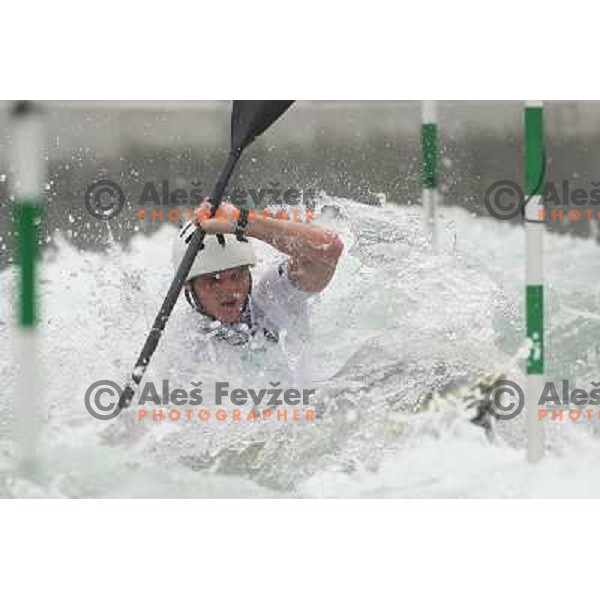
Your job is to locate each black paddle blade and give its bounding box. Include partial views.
[231,101,294,152]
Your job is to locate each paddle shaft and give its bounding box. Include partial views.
[118,148,241,408]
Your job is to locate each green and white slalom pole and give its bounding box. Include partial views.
[421,100,438,247]
[12,101,45,472]
[524,101,545,462]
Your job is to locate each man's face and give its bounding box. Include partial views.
[189,266,251,323]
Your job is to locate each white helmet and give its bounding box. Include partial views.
[172,221,256,281]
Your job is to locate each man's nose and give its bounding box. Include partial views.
[219,275,239,293]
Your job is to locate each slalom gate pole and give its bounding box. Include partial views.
[524,100,545,462]
[12,101,45,472]
[421,100,438,247]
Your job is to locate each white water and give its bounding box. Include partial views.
[1,197,600,497]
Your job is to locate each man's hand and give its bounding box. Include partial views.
[194,199,239,235]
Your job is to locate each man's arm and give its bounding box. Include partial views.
[246,217,343,292]
[195,201,344,292]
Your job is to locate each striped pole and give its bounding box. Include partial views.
[12,101,45,472]
[524,101,545,462]
[421,101,438,247]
